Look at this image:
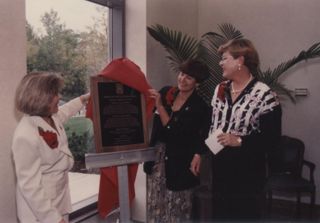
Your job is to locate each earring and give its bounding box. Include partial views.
[238,64,241,71]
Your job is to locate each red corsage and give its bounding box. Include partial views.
[165,87,178,107]
[217,82,227,102]
[38,127,58,149]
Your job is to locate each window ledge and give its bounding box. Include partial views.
[69,172,100,212]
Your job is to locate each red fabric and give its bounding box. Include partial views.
[85,58,155,218]
[86,57,154,120]
[98,164,138,218]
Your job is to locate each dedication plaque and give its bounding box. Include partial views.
[90,76,148,153]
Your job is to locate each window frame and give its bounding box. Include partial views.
[86,0,125,59]
[69,1,125,220]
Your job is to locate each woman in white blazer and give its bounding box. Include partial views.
[12,72,90,223]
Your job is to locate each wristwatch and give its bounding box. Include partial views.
[237,137,242,145]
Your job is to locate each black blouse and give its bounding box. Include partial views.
[147,86,211,191]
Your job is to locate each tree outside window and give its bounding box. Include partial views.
[27,4,109,172]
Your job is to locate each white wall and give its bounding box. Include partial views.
[125,1,199,221]
[125,0,147,221]
[197,0,320,204]
[0,0,26,222]
[147,0,199,90]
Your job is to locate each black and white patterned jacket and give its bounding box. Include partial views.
[209,78,282,185]
[210,78,280,137]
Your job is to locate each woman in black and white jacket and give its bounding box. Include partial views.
[209,39,282,220]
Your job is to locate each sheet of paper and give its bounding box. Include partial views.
[205,129,224,155]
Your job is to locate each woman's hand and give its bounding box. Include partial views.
[58,219,66,223]
[217,133,242,147]
[148,88,170,125]
[190,154,201,176]
[148,89,162,108]
[80,92,90,105]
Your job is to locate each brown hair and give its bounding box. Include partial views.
[179,59,210,83]
[218,39,260,75]
[15,72,63,116]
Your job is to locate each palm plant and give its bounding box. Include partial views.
[147,23,320,104]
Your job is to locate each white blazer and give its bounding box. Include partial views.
[12,97,84,223]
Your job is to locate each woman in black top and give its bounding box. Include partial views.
[145,60,211,222]
[209,39,282,220]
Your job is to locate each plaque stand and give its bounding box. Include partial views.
[85,148,157,223]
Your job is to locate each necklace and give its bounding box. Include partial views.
[231,74,253,95]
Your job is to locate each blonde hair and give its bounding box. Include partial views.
[218,38,260,75]
[15,72,63,116]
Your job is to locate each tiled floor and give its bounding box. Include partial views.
[71,208,120,223]
[264,199,320,222]
[75,199,320,223]
[77,213,119,223]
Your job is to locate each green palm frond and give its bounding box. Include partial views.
[197,24,244,104]
[218,23,243,40]
[147,24,199,72]
[200,32,226,49]
[258,42,320,102]
[147,23,320,104]
[259,42,320,84]
[196,38,223,104]
[265,78,295,103]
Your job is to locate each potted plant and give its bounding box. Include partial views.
[147,23,320,104]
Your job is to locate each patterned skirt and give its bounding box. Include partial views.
[146,143,193,223]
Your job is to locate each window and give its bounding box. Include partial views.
[26,0,109,172]
[26,0,125,218]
